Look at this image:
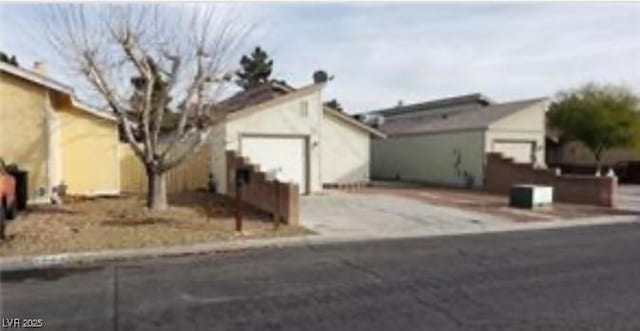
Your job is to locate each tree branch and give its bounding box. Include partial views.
[152,53,181,149]
[82,54,146,161]
[160,128,211,172]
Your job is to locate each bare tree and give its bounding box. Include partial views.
[43,4,250,210]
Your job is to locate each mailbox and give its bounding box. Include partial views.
[235,167,251,187]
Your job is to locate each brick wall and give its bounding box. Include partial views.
[486,153,617,207]
[226,151,299,225]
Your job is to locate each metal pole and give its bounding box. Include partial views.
[235,184,243,233]
[273,183,280,230]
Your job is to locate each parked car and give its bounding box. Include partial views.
[615,161,640,184]
[0,158,17,221]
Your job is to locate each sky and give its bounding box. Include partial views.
[1,2,639,114]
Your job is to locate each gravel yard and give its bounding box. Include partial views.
[0,192,308,258]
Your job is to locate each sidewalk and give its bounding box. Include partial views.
[1,214,638,272]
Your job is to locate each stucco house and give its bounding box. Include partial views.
[366,93,548,188]
[210,81,385,195]
[546,131,640,168]
[0,62,119,203]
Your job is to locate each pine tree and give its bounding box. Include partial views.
[124,57,177,140]
[236,46,273,90]
[0,51,19,66]
[324,99,344,112]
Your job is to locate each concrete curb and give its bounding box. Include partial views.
[1,215,638,272]
[0,236,309,272]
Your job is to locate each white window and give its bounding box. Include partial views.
[300,100,309,117]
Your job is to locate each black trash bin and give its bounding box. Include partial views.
[6,165,28,211]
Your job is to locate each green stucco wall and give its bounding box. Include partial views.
[371,130,485,188]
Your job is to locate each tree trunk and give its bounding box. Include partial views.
[594,151,602,177]
[146,169,167,210]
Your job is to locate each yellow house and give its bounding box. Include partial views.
[0,62,120,203]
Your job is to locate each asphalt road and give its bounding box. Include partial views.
[3,223,640,331]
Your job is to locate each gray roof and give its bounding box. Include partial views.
[217,81,293,113]
[379,98,547,136]
[368,93,494,117]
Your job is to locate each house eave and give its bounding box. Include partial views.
[324,107,387,139]
[225,83,326,121]
[0,62,117,123]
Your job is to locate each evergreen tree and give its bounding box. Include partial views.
[122,56,178,141]
[236,46,273,90]
[324,99,344,112]
[0,51,19,66]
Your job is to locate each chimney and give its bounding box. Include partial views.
[33,61,46,75]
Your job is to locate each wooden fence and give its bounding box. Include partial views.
[119,143,210,194]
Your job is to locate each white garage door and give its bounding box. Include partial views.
[241,136,307,194]
[493,141,534,163]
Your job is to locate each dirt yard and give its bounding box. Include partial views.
[0,192,309,258]
[360,183,639,222]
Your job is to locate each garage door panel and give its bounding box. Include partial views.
[241,136,307,194]
[493,141,534,164]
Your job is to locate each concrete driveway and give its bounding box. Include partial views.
[301,186,639,241]
[618,185,640,212]
[301,191,512,239]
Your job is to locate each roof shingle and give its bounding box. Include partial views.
[369,93,494,116]
[378,98,547,136]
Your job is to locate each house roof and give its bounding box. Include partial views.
[379,97,548,136]
[0,62,117,122]
[368,93,495,117]
[324,107,386,138]
[225,82,325,120]
[217,81,293,113]
[221,81,386,137]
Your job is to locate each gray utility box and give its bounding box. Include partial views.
[509,185,553,209]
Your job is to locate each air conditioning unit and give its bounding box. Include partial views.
[509,185,553,209]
